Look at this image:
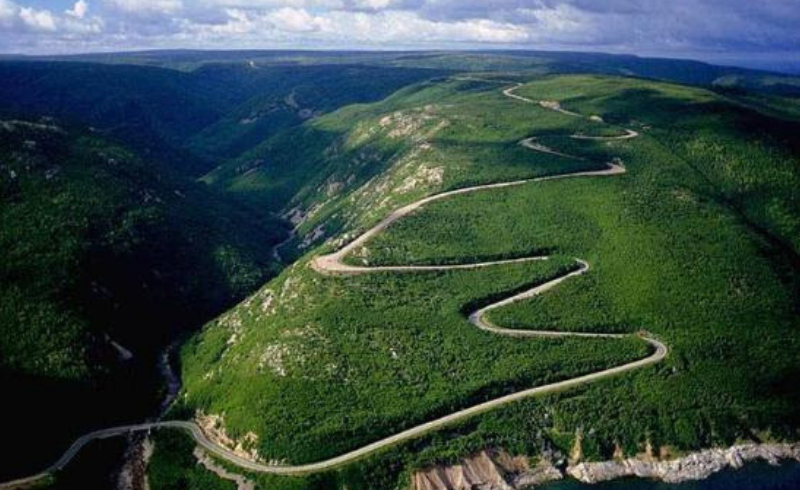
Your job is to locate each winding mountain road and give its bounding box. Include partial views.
[1,81,665,488]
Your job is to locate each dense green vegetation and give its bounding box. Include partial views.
[514,76,800,256]
[0,61,447,171]
[178,255,649,464]
[0,58,446,482]
[0,61,225,176]
[0,119,284,479]
[178,73,800,487]
[359,76,800,452]
[148,430,236,490]
[207,76,618,257]
[2,52,799,488]
[185,64,447,163]
[41,49,800,96]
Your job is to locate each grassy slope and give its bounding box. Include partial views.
[175,77,650,464]
[186,64,447,163]
[207,77,617,257]
[197,79,457,215]
[174,74,799,487]
[0,60,445,482]
[358,75,800,452]
[196,51,800,225]
[180,254,648,463]
[0,61,446,176]
[0,119,286,479]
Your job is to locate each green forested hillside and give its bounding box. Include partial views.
[185,64,447,163]
[202,76,611,251]
[41,49,800,96]
[0,61,446,174]
[0,119,285,479]
[0,58,447,482]
[2,52,799,489]
[0,61,227,176]
[175,73,800,488]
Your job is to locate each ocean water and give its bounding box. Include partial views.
[541,461,800,490]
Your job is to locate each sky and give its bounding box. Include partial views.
[1,1,799,72]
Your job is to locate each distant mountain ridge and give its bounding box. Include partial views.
[0,60,448,171]
[5,49,798,89]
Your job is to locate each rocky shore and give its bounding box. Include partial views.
[116,434,153,490]
[192,448,255,490]
[568,443,800,484]
[412,443,800,489]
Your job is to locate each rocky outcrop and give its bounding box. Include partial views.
[116,434,153,490]
[567,443,800,484]
[511,460,564,489]
[412,450,562,490]
[194,412,261,463]
[413,443,800,489]
[193,448,255,490]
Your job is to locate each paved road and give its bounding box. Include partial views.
[1,81,667,488]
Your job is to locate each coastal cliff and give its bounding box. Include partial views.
[412,443,800,489]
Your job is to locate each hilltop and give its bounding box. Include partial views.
[167,73,800,488]
[0,51,798,489]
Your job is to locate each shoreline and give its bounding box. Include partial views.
[413,442,800,490]
[564,442,800,486]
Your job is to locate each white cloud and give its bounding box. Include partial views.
[0,0,797,67]
[266,7,326,32]
[0,0,17,23]
[0,0,102,38]
[105,0,183,14]
[316,10,529,43]
[67,1,89,19]
[180,7,528,44]
[19,6,57,31]
[199,0,343,9]
[352,0,395,10]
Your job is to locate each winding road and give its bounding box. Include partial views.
[1,81,666,488]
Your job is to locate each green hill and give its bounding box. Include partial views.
[184,64,448,163]
[173,74,800,488]
[0,118,286,479]
[0,58,444,481]
[37,49,800,96]
[0,61,447,173]
[2,52,799,488]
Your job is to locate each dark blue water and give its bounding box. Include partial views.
[541,461,800,489]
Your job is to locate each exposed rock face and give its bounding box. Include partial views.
[412,450,562,490]
[413,451,513,490]
[413,443,800,489]
[193,448,255,490]
[195,412,261,463]
[117,434,153,490]
[511,460,564,489]
[567,443,800,484]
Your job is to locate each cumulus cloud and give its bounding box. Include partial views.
[176,6,527,45]
[322,11,528,43]
[19,6,57,31]
[0,0,18,26]
[0,0,102,36]
[266,7,327,32]
[352,0,397,10]
[104,0,183,14]
[67,1,89,19]
[0,0,797,70]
